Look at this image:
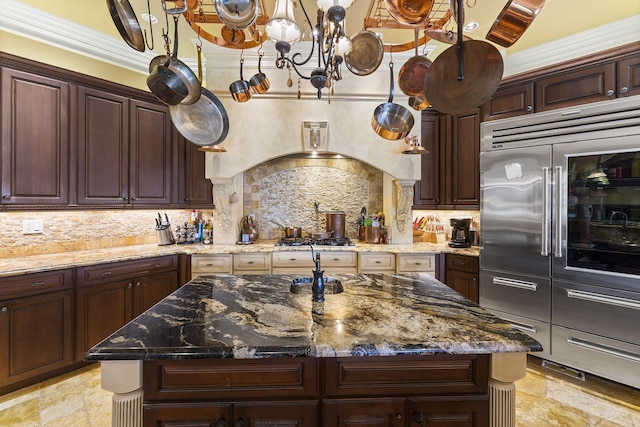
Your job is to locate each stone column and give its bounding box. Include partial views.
[489,352,527,427]
[392,179,415,244]
[101,360,143,427]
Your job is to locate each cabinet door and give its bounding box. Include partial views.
[129,99,172,205]
[133,271,178,316]
[233,401,318,427]
[413,110,444,209]
[76,279,133,359]
[483,82,534,121]
[1,68,70,205]
[535,62,616,112]
[446,270,479,303]
[77,86,129,205]
[450,108,480,209]
[180,134,214,207]
[143,402,231,427]
[0,290,73,385]
[323,398,405,427]
[408,397,488,427]
[617,54,640,98]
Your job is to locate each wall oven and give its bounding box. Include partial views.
[480,95,640,388]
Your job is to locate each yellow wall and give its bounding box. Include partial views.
[0,31,147,90]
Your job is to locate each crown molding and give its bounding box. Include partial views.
[1,0,638,81]
[502,14,640,77]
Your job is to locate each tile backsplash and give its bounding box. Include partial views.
[0,209,208,257]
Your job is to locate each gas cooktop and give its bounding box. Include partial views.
[275,237,355,247]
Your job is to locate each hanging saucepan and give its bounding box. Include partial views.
[486,0,546,47]
[384,0,434,27]
[106,0,145,52]
[398,30,432,97]
[170,45,229,146]
[372,61,415,141]
[344,30,384,76]
[249,52,270,94]
[408,94,429,111]
[147,17,201,105]
[229,58,252,103]
[424,0,504,115]
[215,0,258,30]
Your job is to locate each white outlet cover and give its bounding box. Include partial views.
[22,219,44,234]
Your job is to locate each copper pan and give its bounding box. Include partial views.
[384,0,434,27]
[398,30,432,97]
[486,0,546,47]
[345,30,384,76]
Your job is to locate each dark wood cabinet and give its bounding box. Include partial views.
[77,88,171,206]
[0,270,73,388]
[1,68,70,205]
[617,53,640,98]
[76,86,129,205]
[75,256,179,359]
[535,62,616,112]
[414,108,480,210]
[143,355,489,426]
[482,82,534,121]
[445,254,479,303]
[176,132,213,207]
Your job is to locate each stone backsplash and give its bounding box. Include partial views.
[243,156,384,240]
[0,209,210,258]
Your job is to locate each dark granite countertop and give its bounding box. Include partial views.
[85,273,542,361]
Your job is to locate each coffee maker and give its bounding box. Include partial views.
[449,218,471,248]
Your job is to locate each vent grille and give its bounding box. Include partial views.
[482,96,640,151]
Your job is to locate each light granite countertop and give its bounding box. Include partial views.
[0,241,480,278]
[84,272,540,361]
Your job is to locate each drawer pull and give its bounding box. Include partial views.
[154,264,162,268]
[508,320,537,335]
[375,260,382,264]
[206,263,214,267]
[567,336,640,363]
[247,261,254,264]
[101,271,112,277]
[332,258,340,261]
[493,277,538,291]
[289,258,297,261]
[31,281,45,287]
[566,289,640,310]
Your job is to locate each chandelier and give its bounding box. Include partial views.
[266,0,354,99]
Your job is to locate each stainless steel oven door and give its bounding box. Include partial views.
[552,134,640,292]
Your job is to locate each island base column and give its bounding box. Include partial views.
[489,352,527,427]
[100,360,144,427]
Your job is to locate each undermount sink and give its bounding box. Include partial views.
[290,277,344,294]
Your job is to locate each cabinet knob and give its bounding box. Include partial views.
[135,281,141,287]
[606,89,615,96]
[1,307,7,312]
[122,196,129,201]
[215,418,226,427]
[1,194,9,200]
[131,196,137,201]
[620,86,629,94]
[128,283,133,288]
[526,105,533,112]
[234,418,244,427]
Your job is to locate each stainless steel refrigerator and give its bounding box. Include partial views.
[480,95,640,388]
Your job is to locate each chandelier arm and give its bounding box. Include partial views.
[275,56,312,80]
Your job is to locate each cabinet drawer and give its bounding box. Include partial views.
[323,355,488,397]
[77,256,177,286]
[272,251,356,269]
[191,254,232,275]
[358,253,396,273]
[446,254,478,273]
[396,254,435,273]
[144,358,318,401]
[233,253,272,273]
[0,269,72,298]
[479,269,550,322]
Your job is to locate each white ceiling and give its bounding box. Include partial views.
[12,0,640,63]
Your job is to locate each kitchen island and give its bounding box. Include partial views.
[86,272,541,427]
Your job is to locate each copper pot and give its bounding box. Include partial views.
[284,227,302,238]
[486,0,546,48]
[326,212,346,239]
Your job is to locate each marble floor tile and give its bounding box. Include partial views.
[0,356,639,426]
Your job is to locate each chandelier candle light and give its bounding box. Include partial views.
[267,0,354,99]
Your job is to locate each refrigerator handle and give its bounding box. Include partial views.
[541,167,551,256]
[554,166,563,257]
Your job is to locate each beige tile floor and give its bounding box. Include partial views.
[0,356,639,426]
